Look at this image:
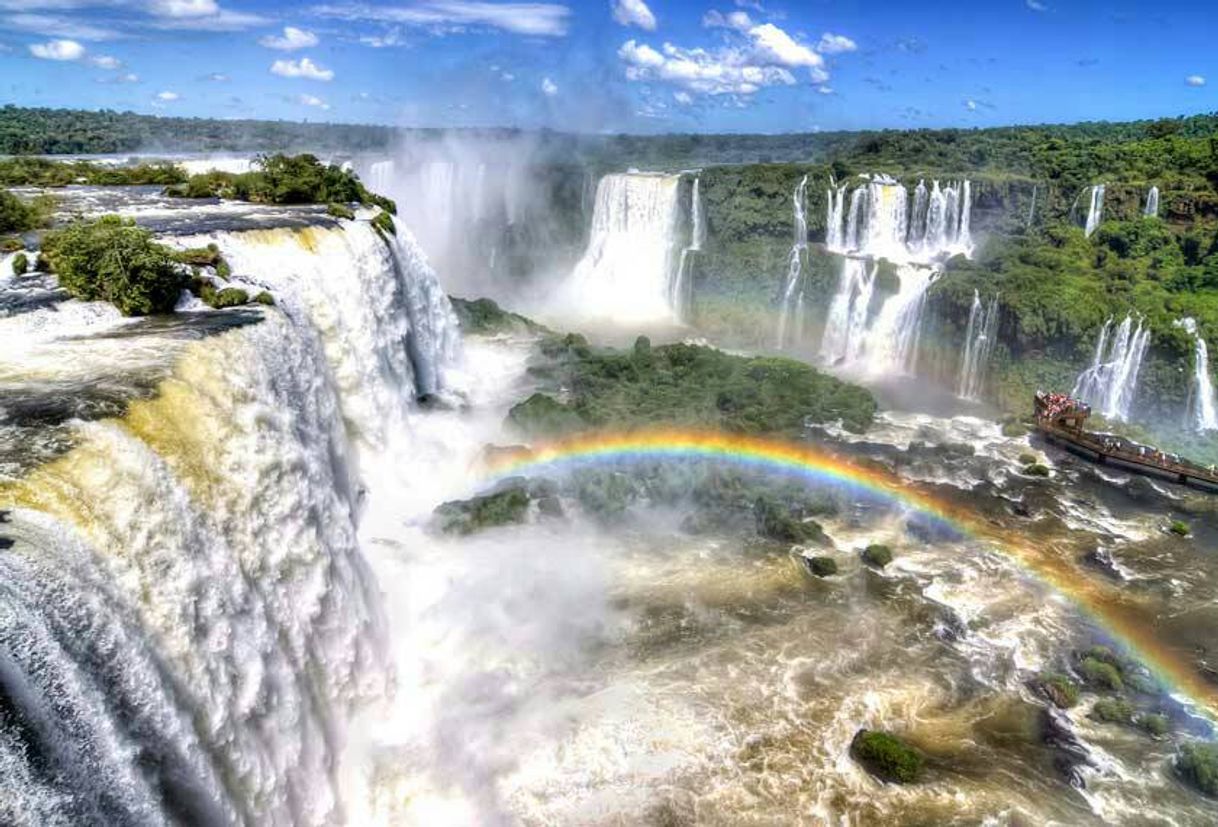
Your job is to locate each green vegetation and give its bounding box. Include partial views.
[508,393,587,437]
[1176,742,1218,798]
[1001,422,1028,438]
[42,216,184,315]
[433,479,562,535]
[1090,698,1134,725]
[167,154,396,212]
[11,252,28,276]
[1169,520,1191,537]
[0,190,53,233]
[1033,673,1080,709]
[1023,463,1051,477]
[515,339,876,438]
[327,202,355,220]
[0,157,185,188]
[1138,713,1170,737]
[806,556,838,577]
[850,730,923,784]
[754,496,829,545]
[450,296,547,336]
[861,544,893,569]
[371,209,396,236]
[254,291,275,306]
[1018,452,1039,465]
[1079,656,1124,692]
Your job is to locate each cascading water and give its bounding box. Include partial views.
[1145,186,1160,218]
[671,175,705,323]
[1027,184,1038,227]
[957,290,1000,400]
[0,210,464,824]
[818,176,974,374]
[1174,318,1218,431]
[1084,185,1105,237]
[565,172,684,324]
[775,175,810,348]
[1071,314,1150,422]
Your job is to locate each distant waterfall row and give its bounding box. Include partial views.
[775,175,810,348]
[813,175,975,376]
[566,171,703,324]
[1174,318,1218,432]
[1084,185,1106,237]
[1072,314,1150,422]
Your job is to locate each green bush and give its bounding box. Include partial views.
[1001,422,1027,438]
[754,497,828,545]
[434,484,532,535]
[451,296,545,335]
[327,202,355,220]
[372,210,395,236]
[11,251,28,276]
[1023,463,1051,477]
[1090,698,1134,724]
[806,556,838,577]
[0,190,52,233]
[1169,520,1190,537]
[1177,742,1218,797]
[42,216,184,315]
[1138,713,1170,737]
[1018,452,1039,465]
[850,730,923,784]
[1079,656,1124,692]
[168,154,396,211]
[507,393,586,436]
[254,291,275,306]
[861,544,893,569]
[1034,673,1080,709]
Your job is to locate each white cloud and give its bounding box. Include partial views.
[500,71,514,80]
[271,57,335,81]
[156,90,179,100]
[619,37,797,96]
[150,0,219,17]
[965,99,977,111]
[673,90,692,105]
[816,85,833,94]
[816,32,856,54]
[702,9,752,31]
[749,22,821,68]
[541,76,557,95]
[611,0,654,30]
[1186,75,1206,87]
[3,13,123,41]
[310,1,572,37]
[297,92,331,109]
[260,25,319,50]
[202,71,229,81]
[1026,0,1047,10]
[90,54,122,68]
[29,38,85,60]
[359,28,407,47]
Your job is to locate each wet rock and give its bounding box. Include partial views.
[432,477,564,535]
[1139,713,1170,738]
[849,729,923,784]
[804,555,838,578]
[1090,698,1134,725]
[1039,708,1092,788]
[754,497,829,546]
[1032,673,1080,709]
[1082,547,1128,581]
[860,543,893,569]
[1078,656,1123,692]
[1023,463,1051,477]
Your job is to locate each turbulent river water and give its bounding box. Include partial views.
[2,184,1217,825]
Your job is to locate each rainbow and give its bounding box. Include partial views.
[482,428,1218,721]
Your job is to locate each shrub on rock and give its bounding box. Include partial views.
[850,730,923,784]
[861,544,893,569]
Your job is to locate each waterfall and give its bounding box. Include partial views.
[1145,186,1160,218]
[1027,185,1038,226]
[825,178,848,252]
[0,211,469,822]
[776,175,810,348]
[957,290,1000,400]
[671,175,705,323]
[565,172,684,324]
[1084,184,1105,237]
[1071,314,1150,422]
[817,175,975,374]
[1174,318,1218,431]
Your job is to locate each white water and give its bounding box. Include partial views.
[776,175,810,348]
[1071,314,1150,422]
[1144,186,1160,218]
[1174,318,1218,431]
[671,175,705,323]
[564,172,685,324]
[818,176,974,374]
[957,290,1000,400]
[1084,185,1105,237]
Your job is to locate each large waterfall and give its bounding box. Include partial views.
[1084,184,1105,237]
[957,290,1000,400]
[818,175,974,375]
[1144,186,1160,218]
[0,214,461,824]
[775,175,810,348]
[1071,314,1150,422]
[1175,317,1218,431]
[565,172,685,324]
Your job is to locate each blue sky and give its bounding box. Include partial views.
[0,0,1214,133]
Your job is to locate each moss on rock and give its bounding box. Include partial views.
[507,393,586,437]
[327,202,355,220]
[1079,656,1124,692]
[451,296,546,336]
[850,730,923,784]
[11,251,28,276]
[861,543,893,569]
[1090,698,1134,725]
[1033,673,1080,709]
[806,555,838,577]
[753,496,828,546]
[1177,742,1218,798]
[433,482,534,535]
